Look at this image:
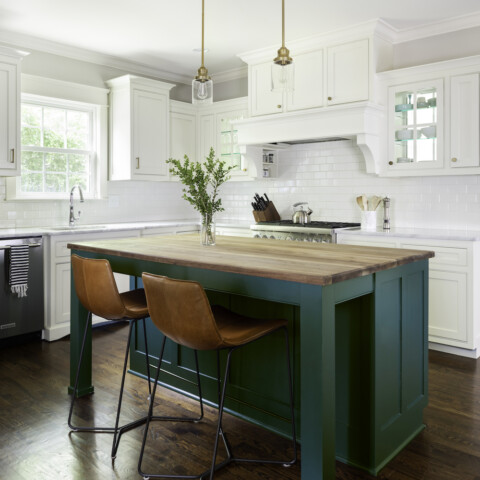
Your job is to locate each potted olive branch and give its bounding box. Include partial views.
[166,147,235,245]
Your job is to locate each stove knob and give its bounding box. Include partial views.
[262,235,268,239]
[253,234,260,238]
[285,235,293,241]
[269,235,276,240]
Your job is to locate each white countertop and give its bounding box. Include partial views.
[337,226,480,242]
[0,220,200,240]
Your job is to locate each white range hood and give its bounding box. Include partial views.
[234,102,385,174]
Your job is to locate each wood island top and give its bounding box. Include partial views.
[68,233,434,286]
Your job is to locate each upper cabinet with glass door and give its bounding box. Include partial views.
[218,111,245,174]
[387,79,443,172]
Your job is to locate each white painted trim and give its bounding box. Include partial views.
[213,66,248,83]
[0,31,191,84]
[393,11,480,44]
[22,74,109,105]
[429,341,479,359]
[378,55,480,82]
[238,19,396,65]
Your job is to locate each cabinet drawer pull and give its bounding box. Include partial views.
[136,157,140,169]
[451,157,458,163]
[277,104,282,109]
[388,161,393,166]
[9,148,14,164]
[328,96,332,101]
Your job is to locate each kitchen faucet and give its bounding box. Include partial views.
[69,185,84,227]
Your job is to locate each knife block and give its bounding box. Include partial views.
[252,202,281,222]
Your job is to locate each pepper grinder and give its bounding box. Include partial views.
[383,196,391,231]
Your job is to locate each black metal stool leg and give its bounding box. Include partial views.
[111,319,135,458]
[142,317,152,400]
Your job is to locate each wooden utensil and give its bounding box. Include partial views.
[356,196,365,210]
[369,195,382,211]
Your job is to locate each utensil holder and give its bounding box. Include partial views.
[252,202,281,222]
[361,211,377,231]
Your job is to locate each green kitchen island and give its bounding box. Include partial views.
[68,234,433,479]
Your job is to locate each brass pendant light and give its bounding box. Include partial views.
[192,0,213,104]
[272,0,294,92]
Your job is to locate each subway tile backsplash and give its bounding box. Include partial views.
[1,139,479,230]
[219,140,480,230]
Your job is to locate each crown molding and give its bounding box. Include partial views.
[390,11,480,44]
[0,29,191,84]
[212,65,248,83]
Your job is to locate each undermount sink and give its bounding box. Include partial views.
[50,225,107,231]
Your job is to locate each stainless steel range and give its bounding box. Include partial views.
[250,220,360,243]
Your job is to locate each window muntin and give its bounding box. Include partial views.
[20,100,95,196]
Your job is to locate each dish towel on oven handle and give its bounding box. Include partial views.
[8,244,30,297]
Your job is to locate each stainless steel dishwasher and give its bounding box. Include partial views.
[0,236,44,340]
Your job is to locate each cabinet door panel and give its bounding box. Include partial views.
[250,63,283,116]
[428,270,467,344]
[287,50,324,111]
[198,113,216,162]
[170,111,196,162]
[55,263,71,327]
[450,74,480,168]
[133,89,168,178]
[0,63,18,173]
[327,39,369,105]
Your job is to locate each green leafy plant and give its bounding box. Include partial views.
[167,147,234,222]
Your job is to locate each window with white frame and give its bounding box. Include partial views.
[20,97,96,196]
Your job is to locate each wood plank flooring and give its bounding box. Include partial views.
[1,323,479,480]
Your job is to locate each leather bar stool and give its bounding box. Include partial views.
[138,272,297,480]
[68,254,153,459]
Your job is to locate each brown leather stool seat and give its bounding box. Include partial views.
[138,272,297,480]
[68,254,152,459]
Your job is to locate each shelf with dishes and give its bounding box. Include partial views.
[395,125,437,141]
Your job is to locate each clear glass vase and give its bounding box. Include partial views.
[201,215,216,246]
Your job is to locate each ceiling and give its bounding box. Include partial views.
[1,0,480,83]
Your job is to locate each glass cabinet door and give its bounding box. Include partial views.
[218,110,246,173]
[389,79,443,170]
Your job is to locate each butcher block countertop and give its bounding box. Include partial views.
[68,233,434,286]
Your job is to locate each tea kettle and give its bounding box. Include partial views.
[292,202,313,224]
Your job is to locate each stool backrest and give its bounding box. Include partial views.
[142,272,224,350]
[71,254,127,320]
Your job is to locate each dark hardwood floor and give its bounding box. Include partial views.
[1,323,479,480]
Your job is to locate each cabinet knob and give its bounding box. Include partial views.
[9,148,14,164]
[277,105,282,109]
[388,161,393,166]
[136,157,140,169]
[451,157,458,163]
[328,96,332,101]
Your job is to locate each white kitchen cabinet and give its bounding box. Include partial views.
[107,75,174,181]
[250,50,324,116]
[326,39,369,106]
[249,40,368,117]
[0,48,27,176]
[336,232,480,357]
[170,100,197,162]
[197,97,250,178]
[379,56,480,176]
[449,73,479,169]
[386,79,444,173]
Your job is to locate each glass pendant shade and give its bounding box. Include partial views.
[271,61,294,92]
[192,77,213,104]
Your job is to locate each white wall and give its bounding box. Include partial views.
[218,140,480,230]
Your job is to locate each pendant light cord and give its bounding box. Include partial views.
[282,0,285,48]
[201,0,205,68]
